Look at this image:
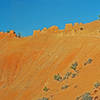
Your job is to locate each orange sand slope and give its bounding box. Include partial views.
[0,21,100,100]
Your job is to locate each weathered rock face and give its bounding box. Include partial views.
[65,23,73,33]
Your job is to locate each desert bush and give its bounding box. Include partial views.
[72,73,77,78]
[61,85,69,89]
[17,32,21,38]
[81,92,92,100]
[6,30,10,33]
[84,58,93,66]
[70,62,78,71]
[88,59,93,64]
[94,82,100,88]
[98,15,100,20]
[43,86,49,92]
[54,73,62,81]
[63,72,72,80]
[76,92,92,100]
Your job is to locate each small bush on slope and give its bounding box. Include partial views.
[84,58,93,66]
[43,86,49,92]
[98,15,100,20]
[6,30,10,33]
[17,32,21,38]
[70,62,78,71]
[61,84,69,90]
[81,93,92,100]
[94,82,100,88]
[76,92,92,100]
[63,72,72,80]
[72,73,77,78]
[54,73,62,81]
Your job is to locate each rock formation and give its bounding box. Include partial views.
[9,30,17,37]
[41,27,47,32]
[0,30,16,39]
[65,23,73,33]
[47,26,59,33]
[33,29,41,37]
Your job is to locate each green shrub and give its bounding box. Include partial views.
[63,72,72,80]
[61,85,69,89]
[43,86,49,92]
[76,92,92,100]
[54,73,62,81]
[94,82,100,88]
[72,73,77,78]
[88,59,93,64]
[17,32,21,38]
[70,62,78,71]
[6,30,10,33]
[98,15,100,20]
[81,92,92,100]
[84,58,93,66]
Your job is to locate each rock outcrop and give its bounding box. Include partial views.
[47,26,59,33]
[0,30,17,39]
[33,29,41,37]
[9,30,17,37]
[41,27,47,32]
[65,23,73,33]
[32,20,100,37]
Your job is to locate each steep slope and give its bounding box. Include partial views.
[0,21,100,100]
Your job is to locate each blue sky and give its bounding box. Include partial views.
[0,0,100,36]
